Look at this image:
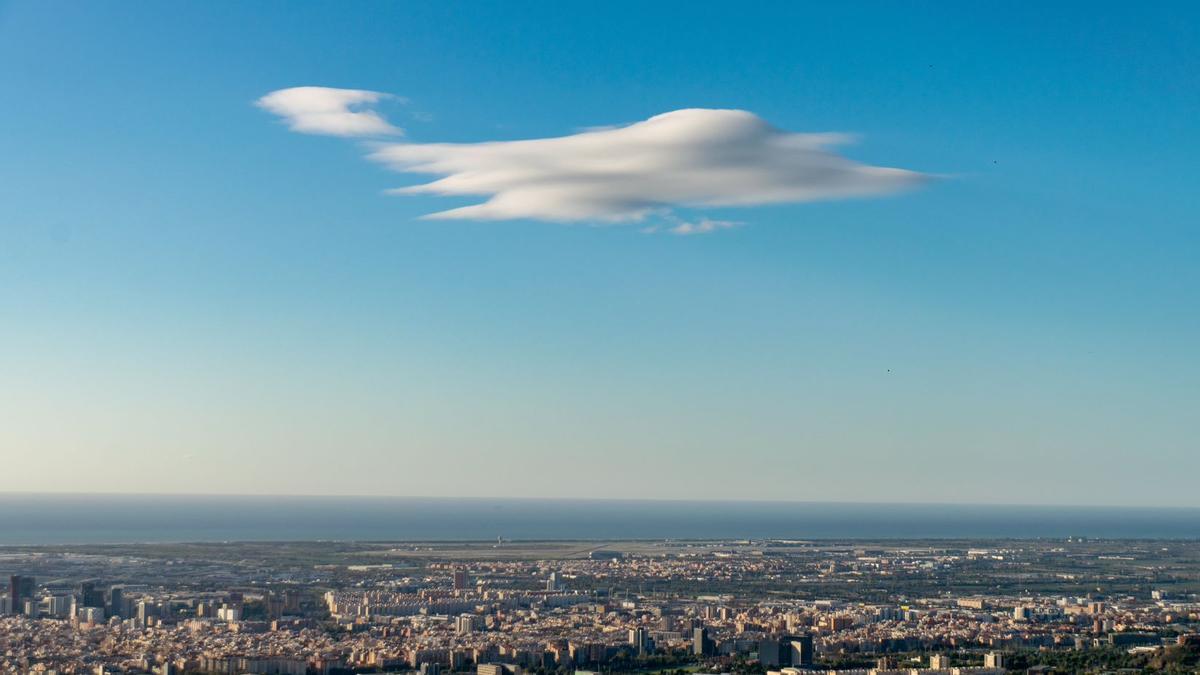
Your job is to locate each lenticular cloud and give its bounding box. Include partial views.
[257,88,928,225]
[369,108,927,222]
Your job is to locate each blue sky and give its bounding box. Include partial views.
[1,2,1197,504]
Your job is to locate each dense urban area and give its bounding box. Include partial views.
[2,539,1199,675]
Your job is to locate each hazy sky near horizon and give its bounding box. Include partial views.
[1,2,1197,505]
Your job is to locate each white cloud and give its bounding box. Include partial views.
[257,86,402,137]
[669,218,743,236]
[368,108,927,222]
[640,217,744,236]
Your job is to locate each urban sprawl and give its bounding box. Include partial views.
[2,539,1199,674]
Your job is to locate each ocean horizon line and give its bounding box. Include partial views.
[1,491,1197,512]
[0,493,1198,545]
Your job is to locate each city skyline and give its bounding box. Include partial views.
[2,2,1198,505]
[2,538,1198,673]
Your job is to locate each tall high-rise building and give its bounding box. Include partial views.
[108,586,125,618]
[456,613,478,634]
[984,652,1004,668]
[930,654,951,669]
[787,635,813,668]
[79,581,105,608]
[692,627,714,656]
[8,576,34,616]
[757,638,785,667]
[546,572,560,592]
[453,569,469,591]
[628,627,649,656]
[138,600,157,626]
[266,592,285,618]
[79,606,103,625]
[47,595,71,618]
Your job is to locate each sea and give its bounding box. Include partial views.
[0,494,1197,544]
